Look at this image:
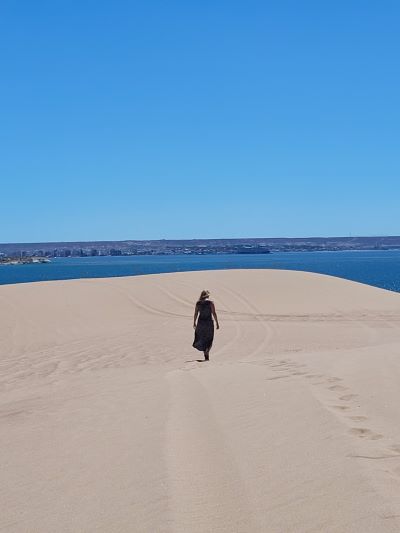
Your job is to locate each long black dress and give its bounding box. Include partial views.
[193,300,214,351]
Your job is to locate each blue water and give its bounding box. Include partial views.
[1,251,400,292]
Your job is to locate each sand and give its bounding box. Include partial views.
[1,269,400,532]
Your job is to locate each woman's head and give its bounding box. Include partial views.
[199,290,210,301]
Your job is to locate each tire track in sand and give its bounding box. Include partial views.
[110,280,186,320]
[219,285,274,361]
[166,369,259,532]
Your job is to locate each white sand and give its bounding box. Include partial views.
[1,269,400,532]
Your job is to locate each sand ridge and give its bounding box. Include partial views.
[1,269,400,532]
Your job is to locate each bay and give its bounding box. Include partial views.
[0,250,399,293]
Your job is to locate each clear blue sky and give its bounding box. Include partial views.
[1,1,399,242]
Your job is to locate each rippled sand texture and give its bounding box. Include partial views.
[1,269,400,532]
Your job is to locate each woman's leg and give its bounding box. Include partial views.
[204,349,209,361]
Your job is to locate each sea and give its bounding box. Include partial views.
[0,250,400,293]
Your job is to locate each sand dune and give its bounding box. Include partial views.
[1,269,400,532]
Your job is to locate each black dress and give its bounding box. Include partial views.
[193,300,214,351]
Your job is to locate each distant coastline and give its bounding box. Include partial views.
[0,236,399,260]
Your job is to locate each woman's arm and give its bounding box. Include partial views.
[193,303,199,329]
[210,302,220,329]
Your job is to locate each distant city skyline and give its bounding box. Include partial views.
[1,235,400,254]
[2,2,399,242]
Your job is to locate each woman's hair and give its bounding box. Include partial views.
[199,290,210,301]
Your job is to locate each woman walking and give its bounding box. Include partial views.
[193,290,219,361]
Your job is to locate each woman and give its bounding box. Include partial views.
[192,290,219,361]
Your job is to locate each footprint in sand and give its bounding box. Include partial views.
[327,377,343,383]
[328,385,348,392]
[339,394,358,401]
[332,404,351,411]
[349,415,368,422]
[350,428,383,440]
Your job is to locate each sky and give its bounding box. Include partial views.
[1,1,399,243]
